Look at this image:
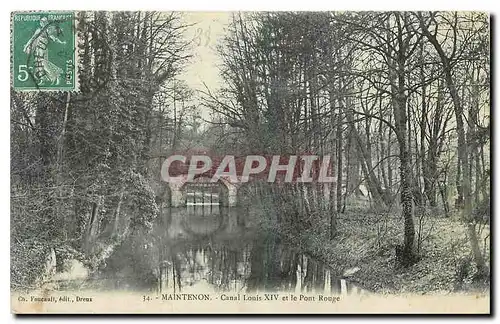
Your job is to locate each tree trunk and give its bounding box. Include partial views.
[444,67,486,275]
[420,18,487,274]
[394,91,417,266]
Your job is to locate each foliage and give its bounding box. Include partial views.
[205,11,490,271]
[11,12,192,289]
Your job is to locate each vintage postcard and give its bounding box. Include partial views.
[10,11,490,314]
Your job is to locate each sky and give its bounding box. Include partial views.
[178,12,232,119]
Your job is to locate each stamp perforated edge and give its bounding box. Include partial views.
[10,10,81,93]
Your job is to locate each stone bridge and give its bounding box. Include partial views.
[159,150,251,208]
[158,150,336,208]
[166,175,244,207]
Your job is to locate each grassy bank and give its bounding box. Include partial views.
[255,205,490,295]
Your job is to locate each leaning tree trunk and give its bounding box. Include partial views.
[444,67,486,276]
[419,15,487,275]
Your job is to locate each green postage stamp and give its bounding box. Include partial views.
[11,12,77,91]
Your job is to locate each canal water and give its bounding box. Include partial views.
[60,204,362,296]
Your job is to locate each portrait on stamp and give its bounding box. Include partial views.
[12,12,76,91]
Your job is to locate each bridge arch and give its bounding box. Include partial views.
[166,175,239,207]
[183,175,227,206]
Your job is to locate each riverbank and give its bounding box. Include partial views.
[11,237,123,292]
[256,206,490,295]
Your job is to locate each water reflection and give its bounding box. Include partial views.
[80,205,359,295]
